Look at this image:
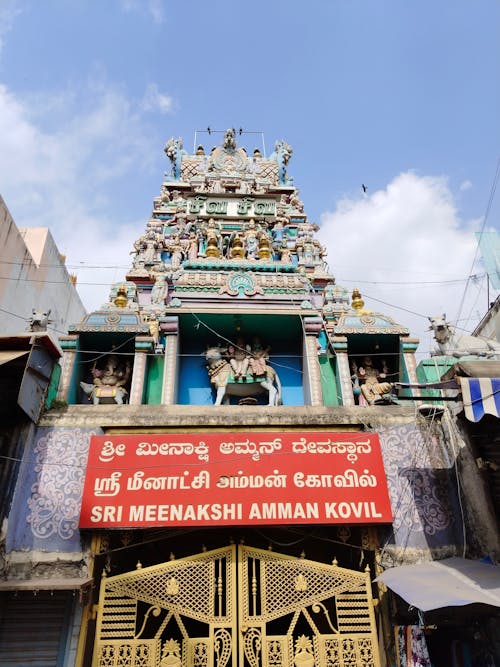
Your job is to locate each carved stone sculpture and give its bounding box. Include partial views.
[80,354,132,405]
[350,356,394,406]
[429,314,500,358]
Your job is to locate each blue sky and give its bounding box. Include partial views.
[0,0,499,355]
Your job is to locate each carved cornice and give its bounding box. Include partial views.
[174,271,308,296]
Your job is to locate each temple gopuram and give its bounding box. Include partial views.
[59,128,417,410]
[2,130,499,667]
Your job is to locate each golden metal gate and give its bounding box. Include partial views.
[93,545,381,667]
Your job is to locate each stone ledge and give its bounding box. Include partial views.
[40,405,420,429]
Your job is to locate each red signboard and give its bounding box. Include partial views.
[79,432,393,528]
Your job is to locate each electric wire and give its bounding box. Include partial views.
[455,156,500,329]
[442,407,467,557]
[0,259,478,287]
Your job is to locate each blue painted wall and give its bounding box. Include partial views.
[178,349,304,405]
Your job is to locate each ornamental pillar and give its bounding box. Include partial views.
[161,316,179,405]
[302,316,323,406]
[330,336,355,407]
[129,336,154,405]
[401,337,420,405]
[57,335,79,402]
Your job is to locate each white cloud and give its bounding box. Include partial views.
[0,80,166,313]
[0,75,487,360]
[317,172,485,358]
[0,0,21,54]
[460,179,472,191]
[141,83,175,114]
[119,0,165,24]
[59,215,140,312]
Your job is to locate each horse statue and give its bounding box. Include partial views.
[205,346,282,406]
[429,314,500,358]
[80,354,132,405]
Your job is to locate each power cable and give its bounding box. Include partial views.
[455,156,500,329]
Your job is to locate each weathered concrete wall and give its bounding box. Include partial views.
[4,404,496,581]
[4,425,101,580]
[0,196,86,335]
[38,404,422,429]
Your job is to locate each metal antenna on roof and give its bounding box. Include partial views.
[193,128,266,156]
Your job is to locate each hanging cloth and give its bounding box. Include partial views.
[395,626,432,667]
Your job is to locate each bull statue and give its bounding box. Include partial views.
[27,309,52,332]
[429,314,500,358]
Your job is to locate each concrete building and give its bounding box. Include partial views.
[0,195,88,666]
[474,294,500,344]
[0,132,499,667]
[0,195,86,336]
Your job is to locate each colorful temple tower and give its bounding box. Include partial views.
[5,130,498,667]
[57,129,418,410]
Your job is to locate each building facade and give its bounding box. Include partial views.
[0,195,86,336]
[1,132,499,667]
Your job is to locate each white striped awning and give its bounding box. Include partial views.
[459,377,500,422]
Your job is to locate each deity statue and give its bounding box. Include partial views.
[141,229,162,265]
[150,275,167,305]
[80,354,132,405]
[289,190,304,212]
[164,137,184,180]
[91,354,132,389]
[147,314,160,345]
[248,337,271,377]
[313,239,326,265]
[351,356,392,405]
[228,336,251,379]
[322,282,349,318]
[244,219,260,259]
[160,184,170,204]
[130,237,144,268]
[223,128,237,151]
[203,218,221,258]
[280,242,293,263]
[272,217,288,246]
[237,180,252,194]
[273,140,293,185]
[170,190,185,204]
[168,236,184,270]
[275,193,288,213]
[296,232,315,265]
[208,179,225,193]
[252,182,266,194]
[187,230,200,261]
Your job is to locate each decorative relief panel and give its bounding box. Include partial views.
[17,427,100,550]
[377,424,457,551]
[174,271,307,295]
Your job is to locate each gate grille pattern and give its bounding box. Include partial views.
[93,545,380,667]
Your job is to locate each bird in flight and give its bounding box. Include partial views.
[362,184,368,193]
